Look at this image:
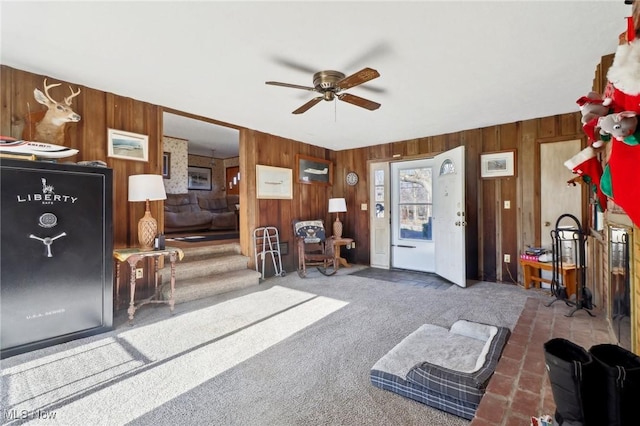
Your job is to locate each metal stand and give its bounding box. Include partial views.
[253,226,285,280]
[545,213,594,317]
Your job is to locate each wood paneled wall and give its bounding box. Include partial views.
[1,65,164,250]
[331,115,584,282]
[239,129,334,274]
[238,111,584,283]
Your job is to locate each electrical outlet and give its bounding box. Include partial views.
[352,241,355,249]
[503,254,511,263]
[504,200,510,209]
[135,268,144,279]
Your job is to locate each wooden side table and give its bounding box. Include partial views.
[333,238,354,270]
[113,247,184,324]
[520,258,576,297]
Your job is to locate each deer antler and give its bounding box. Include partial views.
[42,78,62,103]
[65,86,81,105]
[27,78,82,145]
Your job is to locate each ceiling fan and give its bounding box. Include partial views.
[265,67,381,114]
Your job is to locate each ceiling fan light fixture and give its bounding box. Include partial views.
[266,67,381,114]
[313,70,345,91]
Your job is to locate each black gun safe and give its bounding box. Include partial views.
[1,159,113,358]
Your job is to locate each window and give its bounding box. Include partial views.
[398,167,433,240]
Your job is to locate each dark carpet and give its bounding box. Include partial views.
[350,267,453,289]
[167,233,239,242]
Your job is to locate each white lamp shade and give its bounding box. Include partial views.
[328,198,347,213]
[128,174,167,202]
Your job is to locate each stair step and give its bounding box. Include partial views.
[161,268,262,304]
[161,254,250,284]
[177,242,241,261]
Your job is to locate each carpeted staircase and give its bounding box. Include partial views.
[160,243,262,304]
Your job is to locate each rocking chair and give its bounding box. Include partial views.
[293,219,336,278]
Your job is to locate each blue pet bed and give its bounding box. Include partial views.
[370,320,510,420]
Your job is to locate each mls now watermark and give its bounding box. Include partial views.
[3,409,57,420]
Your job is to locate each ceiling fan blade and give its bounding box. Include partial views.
[338,93,381,111]
[342,42,391,71]
[271,56,318,74]
[359,85,386,94]
[266,81,316,91]
[292,97,323,114]
[336,67,380,91]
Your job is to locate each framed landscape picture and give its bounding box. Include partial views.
[296,154,333,186]
[107,128,148,162]
[187,166,212,190]
[480,149,517,179]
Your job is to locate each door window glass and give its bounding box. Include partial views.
[374,169,385,218]
[398,167,433,240]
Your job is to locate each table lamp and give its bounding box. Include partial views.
[328,198,347,238]
[128,174,167,251]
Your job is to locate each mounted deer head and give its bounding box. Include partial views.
[27,78,81,144]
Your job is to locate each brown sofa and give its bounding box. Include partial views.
[164,193,238,234]
[164,193,213,233]
[198,195,237,230]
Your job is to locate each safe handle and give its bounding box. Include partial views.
[29,232,67,257]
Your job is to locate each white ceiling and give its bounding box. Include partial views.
[1,1,632,158]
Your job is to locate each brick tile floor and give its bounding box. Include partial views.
[471,296,617,425]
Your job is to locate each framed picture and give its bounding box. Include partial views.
[256,164,293,199]
[107,128,149,162]
[162,152,171,179]
[187,166,212,190]
[480,149,517,178]
[296,154,333,186]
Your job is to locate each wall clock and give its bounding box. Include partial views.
[346,172,359,186]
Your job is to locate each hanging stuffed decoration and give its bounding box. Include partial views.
[570,7,640,227]
[564,147,608,213]
[599,17,640,227]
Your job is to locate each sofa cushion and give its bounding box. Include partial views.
[165,210,212,229]
[165,193,201,213]
[198,196,229,213]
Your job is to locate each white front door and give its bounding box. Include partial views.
[434,146,466,287]
[370,146,466,284]
[390,158,435,272]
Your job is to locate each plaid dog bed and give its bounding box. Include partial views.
[370,320,510,420]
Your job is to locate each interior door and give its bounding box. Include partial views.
[540,139,582,247]
[434,146,466,287]
[391,158,435,272]
[370,162,390,269]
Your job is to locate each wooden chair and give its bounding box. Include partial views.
[293,219,336,278]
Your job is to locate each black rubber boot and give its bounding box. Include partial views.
[543,338,603,426]
[589,344,640,426]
